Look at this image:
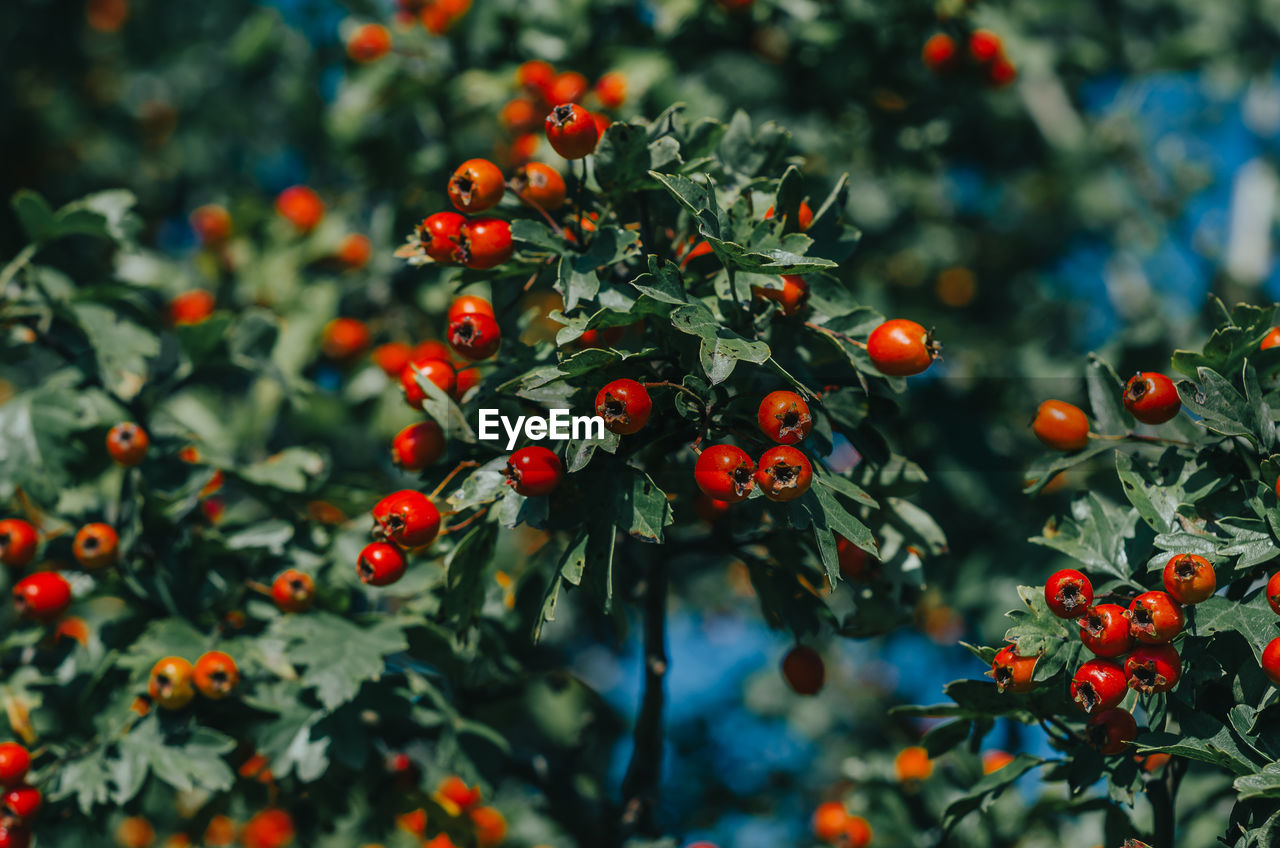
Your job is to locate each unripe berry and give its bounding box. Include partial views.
[1045,568,1092,618]
[1080,604,1133,657]
[1070,659,1127,713]
[1126,591,1184,644]
[595,379,652,435]
[694,445,755,504]
[1123,372,1180,424]
[757,390,812,445]
[751,275,809,316]
[1162,553,1216,605]
[989,644,1037,693]
[1125,644,1181,694]
[781,645,824,695]
[867,319,938,376]
[505,447,563,497]
[754,446,813,502]
[1031,400,1089,452]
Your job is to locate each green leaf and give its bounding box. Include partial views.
[1085,354,1133,435]
[717,110,789,178]
[440,522,498,630]
[1195,592,1279,664]
[270,613,410,710]
[0,371,97,503]
[1171,302,1276,379]
[593,121,652,189]
[12,190,55,242]
[447,457,509,511]
[509,219,563,252]
[1115,452,1180,534]
[236,447,327,492]
[117,715,236,794]
[615,468,674,543]
[1177,368,1261,444]
[224,519,294,553]
[71,303,159,401]
[45,747,115,813]
[669,302,770,385]
[941,755,1043,830]
[1236,762,1280,801]
[629,256,689,305]
[1030,492,1140,584]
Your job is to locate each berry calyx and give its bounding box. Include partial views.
[73,522,118,569]
[193,650,240,699]
[754,446,813,502]
[271,569,315,613]
[1079,604,1133,657]
[13,571,71,622]
[595,379,652,435]
[694,445,755,504]
[392,422,446,471]
[0,785,39,823]
[545,103,599,160]
[148,657,196,710]
[1031,400,1089,452]
[400,358,457,409]
[106,422,149,467]
[0,519,38,568]
[866,319,939,377]
[1263,637,1280,685]
[1125,644,1181,694]
[1087,708,1138,755]
[275,186,325,233]
[989,644,1037,693]
[448,312,502,360]
[1070,659,1127,714]
[0,745,30,788]
[781,645,824,695]
[505,446,564,497]
[1162,553,1216,605]
[347,23,392,62]
[1123,372,1180,425]
[357,541,408,586]
[448,159,506,213]
[418,212,466,264]
[751,275,809,316]
[457,217,514,270]
[372,490,441,548]
[1045,568,1093,618]
[922,33,958,73]
[512,162,567,210]
[757,390,812,445]
[1125,591,1184,644]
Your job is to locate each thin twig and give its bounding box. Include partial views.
[619,551,668,837]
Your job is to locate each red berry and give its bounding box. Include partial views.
[458,217,514,270]
[751,275,809,316]
[72,522,118,569]
[1262,327,1280,351]
[986,57,1017,88]
[594,71,627,109]
[0,520,37,568]
[781,645,824,695]
[516,60,556,99]
[392,422,445,471]
[835,535,874,580]
[989,645,1037,693]
[437,775,482,809]
[1263,637,1280,685]
[322,317,371,361]
[448,312,501,360]
[763,202,813,231]
[501,98,540,133]
[968,29,1003,64]
[1079,604,1133,658]
[512,162,566,210]
[1031,400,1089,452]
[189,205,231,245]
[193,650,239,699]
[0,825,29,848]
[1125,644,1181,694]
[271,569,315,613]
[169,289,216,325]
[456,367,482,398]
[400,358,457,409]
[694,493,731,524]
[336,233,372,269]
[347,23,392,62]
[357,541,408,586]
[694,445,755,504]
[1070,659,1127,714]
[1123,372,1180,425]
[505,446,563,497]
[1044,568,1092,618]
[1268,572,1280,615]
[275,186,325,232]
[13,571,71,622]
[372,490,441,548]
[106,422,149,466]
[757,391,812,445]
[595,379,652,435]
[1086,708,1138,755]
[545,103,599,160]
[754,446,813,502]
[921,33,958,73]
[1,785,40,823]
[448,159,505,213]
[373,342,413,377]
[578,326,626,349]
[448,296,496,323]
[418,212,466,264]
[866,319,938,377]
[1126,591,1184,644]
[550,71,589,105]
[1162,553,1216,605]
[0,745,30,788]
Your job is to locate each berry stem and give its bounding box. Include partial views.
[245,580,273,597]
[1089,432,1195,448]
[642,380,703,405]
[619,547,668,837]
[430,460,480,500]
[804,321,867,349]
[506,179,565,237]
[440,504,490,536]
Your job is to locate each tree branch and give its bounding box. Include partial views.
[620,552,668,837]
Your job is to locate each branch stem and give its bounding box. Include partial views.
[620,554,668,836]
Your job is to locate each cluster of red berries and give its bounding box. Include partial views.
[394,0,470,35]
[921,29,1016,87]
[812,800,872,847]
[694,390,816,505]
[1032,371,1181,452]
[2,516,73,627]
[500,60,620,165]
[0,742,38,848]
[145,651,240,711]
[390,775,508,847]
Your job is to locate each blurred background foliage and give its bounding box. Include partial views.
[5,0,1280,844]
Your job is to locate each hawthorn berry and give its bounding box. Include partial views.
[357,541,408,586]
[812,801,848,843]
[193,650,240,699]
[321,317,371,361]
[550,71,589,105]
[545,103,599,159]
[1044,568,1092,618]
[115,817,157,848]
[1268,572,1280,615]
[595,379,652,435]
[271,569,315,613]
[275,185,325,232]
[968,29,1003,64]
[2,785,41,823]
[763,201,814,231]
[989,644,1037,693]
[13,571,71,622]
[986,57,1017,88]
[921,33,958,73]
[578,326,626,349]
[754,446,813,502]
[148,657,196,710]
[1263,637,1280,685]
[400,358,457,409]
[392,421,445,471]
[1031,400,1089,452]
[240,809,294,848]
[189,204,232,245]
[512,162,567,210]
[1087,708,1138,755]
[1123,372,1180,424]
[373,342,413,377]
[169,288,216,325]
[1080,604,1133,657]
[694,493,731,524]
[470,805,508,847]
[867,319,938,377]
[843,816,872,848]
[836,534,874,580]
[449,312,502,360]
[448,295,496,323]
[72,522,118,569]
[894,746,933,781]
[757,390,812,445]
[1070,659,1127,714]
[1126,591,1184,644]
[106,422,149,467]
[336,233,372,269]
[456,366,482,398]
[1262,327,1280,350]
[595,71,627,109]
[437,775,482,810]
[418,211,466,263]
[751,275,809,316]
[1125,644,1181,694]
[501,98,539,133]
[506,446,564,497]
[372,490,441,548]
[781,645,825,695]
[1162,553,1216,605]
[0,745,30,788]
[0,825,29,848]
[448,159,506,213]
[414,339,454,362]
[458,217,514,270]
[347,23,391,63]
[0,519,37,568]
[694,445,755,504]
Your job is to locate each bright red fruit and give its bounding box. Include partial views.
[1079,604,1133,657]
[448,159,505,213]
[763,202,813,231]
[1268,572,1280,615]
[1070,659,1127,714]
[0,519,37,568]
[106,422,149,466]
[0,825,29,848]
[922,33,958,73]
[1031,400,1089,452]
[595,71,627,109]
[1044,568,1092,618]
[505,446,563,497]
[374,342,413,377]
[836,535,874,580]
[968,29,1003,64]
[271,569,315,613]
[392,422,445,471]
[347,23,392,62]
[1264,637,1280,685]
[72,522,118,569]
[1126,591,1184,644]
[448,312,501,360]
[321,317,370,361]
[781,645,824,695]
[1125,644,1181,694]
[751,275,809,315]
[0,744,30,788]
[1162,553,1216,604]
[550,71,589,104]
[1123,372,1180,424]
[3,784,41,822]
[595,379,652,435]
[512,162,566,210]
[1262,327,1280,350]
[458,218,514,269]
[545,103,599,159]
[448,296,496,323]
[866,319,938,376]
[1087,708,1138,755]
[169,289,216,325]
[400,358,457,409]
[13,571,72,621]
[275,186,325,232]
[757,391,812,445]
[989,645,1037,693]
[694,445,755,504]
[336,233,372,269]
[418,211,466,264]
[357,542,408,586]
[189,204,232,245]
[754,446,813,502]
[372,490,441,548]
